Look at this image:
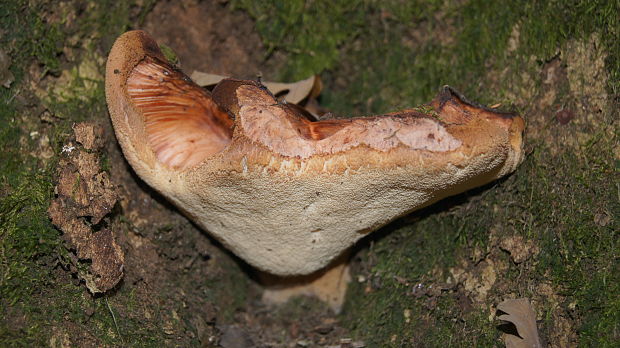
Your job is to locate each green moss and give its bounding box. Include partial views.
[232,0,441,82]
[0,1,65,77]
[341,196,502,346]
[531,142,619,345]
[0,0,166,345]
[86,294,166,347]
[159,43,180,66]
[237,0,618,114]
[207,265,249,323]
[231,0,360,80]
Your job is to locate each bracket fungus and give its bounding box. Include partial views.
[106,31,525,310]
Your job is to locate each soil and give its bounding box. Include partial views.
[142,0,275,79]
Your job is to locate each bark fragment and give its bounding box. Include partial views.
[48,122,124,293]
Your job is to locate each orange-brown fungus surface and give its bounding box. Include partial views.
[232,84,462,159]
[127,57,233,169]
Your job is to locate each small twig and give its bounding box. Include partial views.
[105,295,124,345]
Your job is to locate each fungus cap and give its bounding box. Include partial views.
[106,30,525,276]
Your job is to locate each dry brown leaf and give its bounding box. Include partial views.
[190,71,227,87]
[191,70,319,104]
[497,298,542,348]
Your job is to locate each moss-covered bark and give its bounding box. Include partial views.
[1,0,618,346]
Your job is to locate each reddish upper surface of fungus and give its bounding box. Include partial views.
[126,54,465,168]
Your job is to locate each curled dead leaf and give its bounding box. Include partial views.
[191,70,320,104]
[497,298,542,348]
